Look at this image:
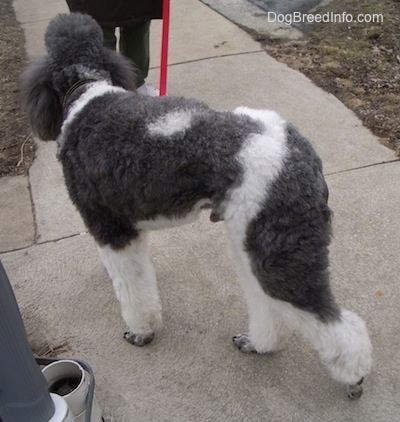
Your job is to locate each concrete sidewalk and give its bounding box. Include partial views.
[1,0,400,420]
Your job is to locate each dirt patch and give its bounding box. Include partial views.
[263,0,400,155]
[31,339,71,358]
[0,0,35,177]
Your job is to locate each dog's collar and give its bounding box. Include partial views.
[62,78,100,110]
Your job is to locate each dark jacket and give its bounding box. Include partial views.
[66,0,162,27]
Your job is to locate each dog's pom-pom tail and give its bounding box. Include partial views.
[20,55,63,141]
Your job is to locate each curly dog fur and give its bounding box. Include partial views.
[22,13,371,398]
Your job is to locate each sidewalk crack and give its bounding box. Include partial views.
[325,159,400,176]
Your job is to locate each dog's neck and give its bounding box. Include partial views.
[62,78,101,110]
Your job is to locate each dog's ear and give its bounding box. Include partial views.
[21,55,63,140]
[103,49,137,92]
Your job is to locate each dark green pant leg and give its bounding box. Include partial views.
[102,27,117,50]
[120,21,151,87]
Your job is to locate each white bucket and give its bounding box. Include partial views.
[48,393,74,422]
[42,360,102,422]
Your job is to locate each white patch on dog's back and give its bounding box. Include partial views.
[225,107,288,225]
[147,110,193,137]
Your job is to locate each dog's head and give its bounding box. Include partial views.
[21,13,136,140]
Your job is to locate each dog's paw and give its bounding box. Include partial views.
[346,378,364,399]
[233,333,257,354]
[124,331,155,347]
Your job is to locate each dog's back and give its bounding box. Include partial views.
[58,91,266,233]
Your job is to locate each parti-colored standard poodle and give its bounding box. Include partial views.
[22,13,372,398]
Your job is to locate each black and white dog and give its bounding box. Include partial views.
[22,13,371,398]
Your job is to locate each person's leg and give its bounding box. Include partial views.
[119,21,151,87]
[101,27,117,51]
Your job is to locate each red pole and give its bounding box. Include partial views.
[159,0,171,96]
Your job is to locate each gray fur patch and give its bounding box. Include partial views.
[245,124,340,321]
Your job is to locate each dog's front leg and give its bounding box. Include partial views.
[97,232,162,346]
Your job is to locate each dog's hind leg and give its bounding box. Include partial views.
[97,231,162,346]
[226,224,293,354]
[226,219,371,397]
[280,305,372,398]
